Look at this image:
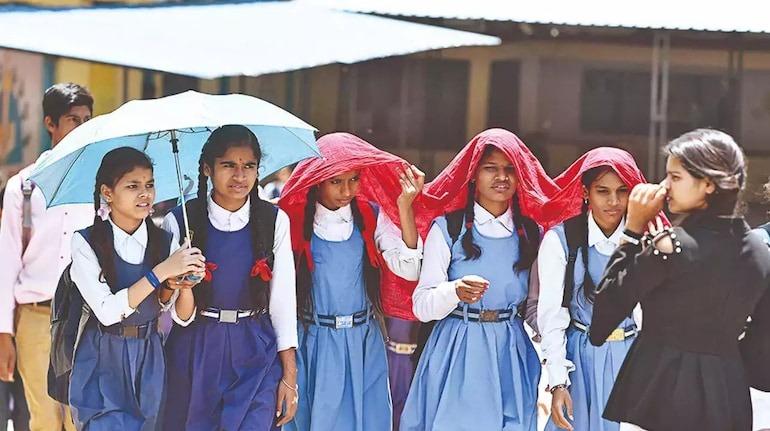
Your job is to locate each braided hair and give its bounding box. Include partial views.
[91,147,167,288]
[188,125,268,311]
[461,146,541,272]
[296,189,382,318]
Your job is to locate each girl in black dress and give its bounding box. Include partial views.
[590,129,770,431]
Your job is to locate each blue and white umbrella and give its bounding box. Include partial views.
[31,90,320,248]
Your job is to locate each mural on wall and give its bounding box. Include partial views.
[0,49,44,185]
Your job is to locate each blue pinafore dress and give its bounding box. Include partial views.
[400,217,541,431]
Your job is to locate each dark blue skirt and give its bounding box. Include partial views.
[69,321,166,431]
[163,314,282,431]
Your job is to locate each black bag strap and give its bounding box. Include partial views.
[561,216,585,308]
[445,209,465,246]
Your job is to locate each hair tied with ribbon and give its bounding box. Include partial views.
[250,258,273,282]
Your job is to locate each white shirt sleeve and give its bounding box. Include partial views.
[269,209,298,351]
[411,221,460,322]
[536,229,575,388]
[374,211,423,281]
[161,213,197,326]
[70,232,136,326]
[0,174,23,334]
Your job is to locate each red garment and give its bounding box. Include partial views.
[540,147,648,229]
[278,132,431,320]
[423,128,559,225]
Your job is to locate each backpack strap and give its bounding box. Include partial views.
[21,178,35,255]
[445,209,465,247]
[561,216,585,308]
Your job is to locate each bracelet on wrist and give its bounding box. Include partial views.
[145,270,162,290]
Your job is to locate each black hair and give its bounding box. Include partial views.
[43,83,93,128]
[91,147,166,287]
[296,188,382,319]
[188,125,268,311]
[462,145,540,272]
[664,128,746,216]
[0,187,5,210]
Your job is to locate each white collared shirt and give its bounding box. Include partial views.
[536,212,627,388]
[0,162,94,334]
[161,196,298,351]
[412,203,514,322]
[312,202,423,281]
[70,218,179,327]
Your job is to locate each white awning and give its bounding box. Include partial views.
[0,1,500,79]
[315,0,770,34]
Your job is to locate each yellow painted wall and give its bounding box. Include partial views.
[54,58,127,114]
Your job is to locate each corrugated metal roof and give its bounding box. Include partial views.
[0,1,500,79]
[315,0,770,35]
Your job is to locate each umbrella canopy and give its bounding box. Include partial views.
[30,90,319,207]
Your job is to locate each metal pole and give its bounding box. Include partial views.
[170,129,201,281]
[648,31,671,180]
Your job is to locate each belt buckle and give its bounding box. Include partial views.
[479,310,499,322]
[219,310,238,324]
[392,342,417,355]
[123,326,139,338]
[606,328,626,342]
[335,315,353,329]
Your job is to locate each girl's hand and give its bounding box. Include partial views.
[156,240,205,281]
[455,275,489,304]
[550,387,574,430]
[275,373,298,426]
[397,165,425,209]
[647,215,674,254]
[165,272,202,290]
[626,183,667,234]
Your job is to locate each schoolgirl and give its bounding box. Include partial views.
[536,147,648,431]
[401,128,559,431]
[69,147,205,430]
[162,125,298,430]
[279,132,425,431]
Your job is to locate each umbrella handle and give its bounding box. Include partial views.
[170,129,202,283]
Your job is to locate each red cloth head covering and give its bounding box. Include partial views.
[423,128,559,224]
[540,147,648,229]
[279,132,433,249]
[278,132,432,320]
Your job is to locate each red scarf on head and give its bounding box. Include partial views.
[422,128,559,225]
[540,147,650,229]
[278,132,433,320]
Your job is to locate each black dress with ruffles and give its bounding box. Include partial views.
[590,213,770,431]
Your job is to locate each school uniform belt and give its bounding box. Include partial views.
[386,341,418,355]
[302,309,373,329]
[99,319,158,339]
[199,307,261,324]
[571,320,638,342]
[449,306,517,323]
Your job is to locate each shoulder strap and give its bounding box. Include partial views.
[21,178,35,255]
[445,209,465,246]
[561,216,584,308]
